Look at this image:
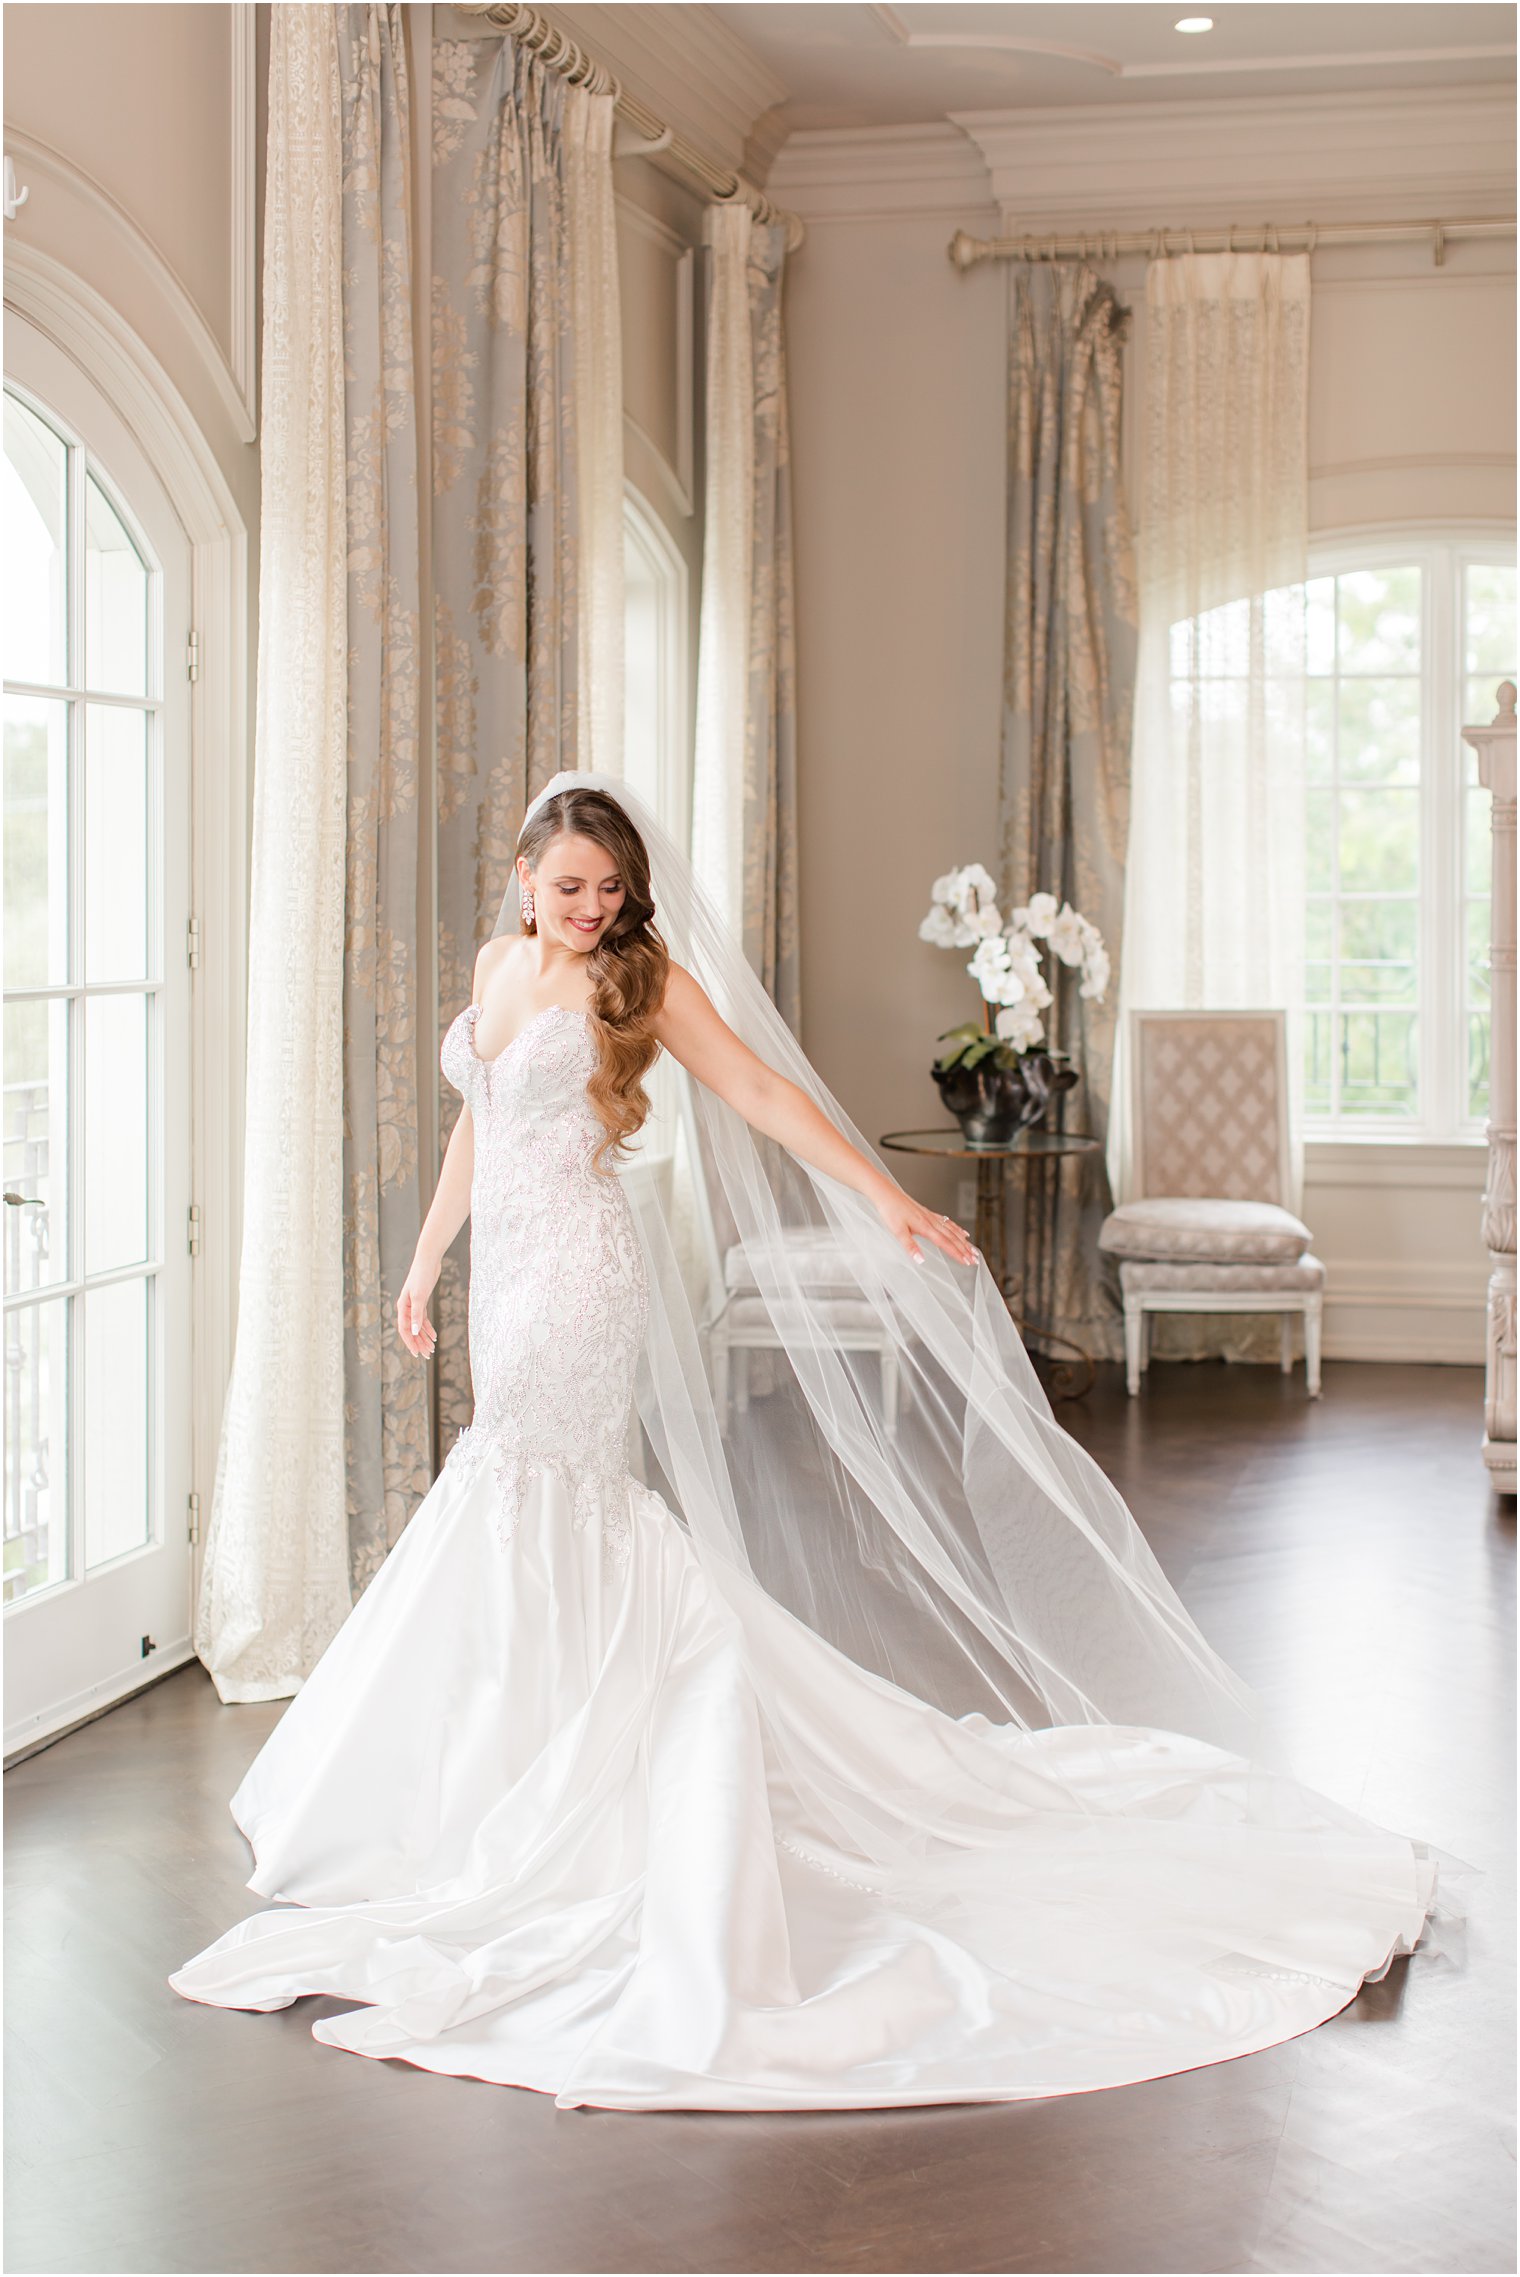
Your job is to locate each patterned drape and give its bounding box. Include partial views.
[693,205,800,1034]
[198,8,610,1698]
[998,262,1138,1360]
[428,30,587,1456]
[339,4,427,1594]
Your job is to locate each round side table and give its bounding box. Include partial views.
[880,1126,1103,1400]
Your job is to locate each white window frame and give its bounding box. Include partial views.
[622,480,691,851]
[3,258,249,1759]
[1303,524,1515,1149]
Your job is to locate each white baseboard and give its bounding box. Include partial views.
[4,1639,196,1765]
[1319,1255,1487,1363]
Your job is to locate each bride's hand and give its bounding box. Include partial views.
[873,1187,979,1268]
[397,1256,440,1358]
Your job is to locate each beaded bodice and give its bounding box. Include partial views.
[439,1001,649,1570]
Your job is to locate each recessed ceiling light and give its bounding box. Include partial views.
[1175,15,1214,29]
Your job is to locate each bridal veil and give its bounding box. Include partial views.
[493,768,1465,1981]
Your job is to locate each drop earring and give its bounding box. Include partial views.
[521,881,535,928]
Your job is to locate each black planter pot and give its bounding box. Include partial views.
[931,1050,1079,1146]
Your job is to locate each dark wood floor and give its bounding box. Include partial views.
[5,1363,1514,2277]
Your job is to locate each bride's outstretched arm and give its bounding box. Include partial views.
[652,963,977,1269]
[397,955,496,1356]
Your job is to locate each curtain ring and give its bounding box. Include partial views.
[1149,228,1162,263]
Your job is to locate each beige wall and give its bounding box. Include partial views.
[4,0,267,845]
[780,208,1515,1358]
[6,3,238,359]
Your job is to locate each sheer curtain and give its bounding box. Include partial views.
[196,8,624,1701]
[193,4,354,1701]
[691,202,800,1033]
[1115,251,1311,1208]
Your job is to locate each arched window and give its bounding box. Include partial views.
[3,359,195,1745]
[1169,533,1515,1138]
[622,484,691,849]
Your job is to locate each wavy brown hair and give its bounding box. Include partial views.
[516,787,669,1175]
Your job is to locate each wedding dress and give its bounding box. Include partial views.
[170,772,1461,2112]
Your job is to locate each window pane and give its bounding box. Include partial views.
[1467,783,1492,897]
[3,1294,70,1602]
[83,1277,148,1568]
[1468,895,1491,1004]
[1465,675,1510,733]
[1464,564,1517,677]
[1304,1012,1331,1116]
[84,475,148,698]
[1337,678,1420,785]
[1305,680,1334,783]
[4,696,70,989]
[84,706,149,983]
[1305,893,1332,1002]
[1338,1009,1417,1116]
[1337,567,1420,674]
[1469,1012,1491,1123]
[2,392,68,690]
[1339,898,1417,1002]
[1306,788,1333,894]
[3,994,69,1296]
[1336,788,1418,893]
[85,993,148,1274]
[1305,576,1336,676]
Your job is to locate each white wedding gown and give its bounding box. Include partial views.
[170,998,1438,2111]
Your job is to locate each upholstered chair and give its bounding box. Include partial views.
[1100,1010,1325,1398]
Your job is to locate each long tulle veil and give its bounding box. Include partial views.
[492,769,1470,1965]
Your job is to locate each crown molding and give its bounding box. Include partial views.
[1,128,255,444]
[534,4,789,179]
[950,84,1516,230]
[766,123,994,222]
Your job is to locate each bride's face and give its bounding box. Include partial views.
[522,832,627,955]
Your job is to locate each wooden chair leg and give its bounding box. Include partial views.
[1281,1314,1295,1375]
[1305,1296,1324,1398]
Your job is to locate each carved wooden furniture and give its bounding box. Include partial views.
[1100,1009,1325,1397]
[1462,682,1517,1498]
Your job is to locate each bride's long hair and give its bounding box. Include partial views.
[515,785,669,1173]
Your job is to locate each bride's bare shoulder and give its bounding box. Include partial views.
[471,933,522,1002]
[654,959,707,1017]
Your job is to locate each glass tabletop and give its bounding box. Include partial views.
[879,1126,1103,1161]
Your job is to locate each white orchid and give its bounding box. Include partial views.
[923,858,1108,1056]
[1045,904,1091,969]
[967,935,1023,1006]
[995,1002,1046,1052]
[917,903,963,949]
[1012,891,1061,939]
[919,862,1002,950]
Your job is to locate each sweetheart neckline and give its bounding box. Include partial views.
[464,1000,591,1070]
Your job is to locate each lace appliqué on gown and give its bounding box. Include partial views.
[439,1002,649,1582]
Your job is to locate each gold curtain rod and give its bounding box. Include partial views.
[950,215,1515,270]
[456,1,805,250]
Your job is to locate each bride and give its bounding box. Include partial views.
[171,770,1452,2112]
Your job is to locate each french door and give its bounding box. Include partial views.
[3,324,195,1754]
